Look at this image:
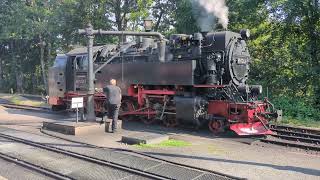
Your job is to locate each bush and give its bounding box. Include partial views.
[271,96,320,121]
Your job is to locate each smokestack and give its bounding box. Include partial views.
[190,0,229,31]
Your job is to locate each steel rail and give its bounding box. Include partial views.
[270,134,320,145]
[0,103,50,112]
[40,128,244,180]
[269,124,320,135]
[0,152,72,180]
[0,133,170,180]
[270,128,320,140]
[259,138,320,151]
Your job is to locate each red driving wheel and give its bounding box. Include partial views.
[209,119,225,134]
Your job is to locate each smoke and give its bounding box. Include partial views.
[190,0,229,31]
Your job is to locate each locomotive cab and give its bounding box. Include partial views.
[65,54,88,92]
[48,54,67,109]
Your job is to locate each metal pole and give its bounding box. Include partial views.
[87,24,96,122]
[79,23,96,122]
[76,107,79,123]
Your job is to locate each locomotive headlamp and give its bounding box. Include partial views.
[215,53,222,61]
[144,17,153,32]
[240,29,250,39]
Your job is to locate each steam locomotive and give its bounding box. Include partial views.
[48,29,281,135]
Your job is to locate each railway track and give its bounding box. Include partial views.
[0,103,51,112]
[0,131,240,180]
[0,152,71,180]
[259,124,320,151]
[40,128,244,180]
[0,132,170,180]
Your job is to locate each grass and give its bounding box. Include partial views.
[133,139,192,149]
[0,94,46,107]
[207,144,225,155]
[276,116,320,129]
[9,95,45,106]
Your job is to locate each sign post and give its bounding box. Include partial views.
[71,97,84,123]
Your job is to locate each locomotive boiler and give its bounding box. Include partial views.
[48,29,280,135]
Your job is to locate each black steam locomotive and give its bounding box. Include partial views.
[48,29,280,135]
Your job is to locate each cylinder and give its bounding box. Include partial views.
[158,41,166,62]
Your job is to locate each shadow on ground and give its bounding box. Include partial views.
[145,151,320,176]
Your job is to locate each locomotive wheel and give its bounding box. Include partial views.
[162,115,178,128]
[51,105,66,111]
[119,100,136,121]
[209,119,225,134]
[140,116,156,125]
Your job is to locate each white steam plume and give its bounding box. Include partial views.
[191,0,229,30]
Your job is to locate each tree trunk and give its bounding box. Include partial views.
[47,41,51,63]
[16,71,23,94]
[39,35,48,95]
[154,9,164,32]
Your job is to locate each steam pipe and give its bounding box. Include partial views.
[79,29,165,40]
[98,30,165,41]
[97,30,166,62]
[78,29,166,62]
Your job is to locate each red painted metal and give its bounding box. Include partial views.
[128,85,176,106]
[48,96,64,105]
[208,100,271,135]
[230,122,273,135]
[141,89,176,95]
[54,85,273,136]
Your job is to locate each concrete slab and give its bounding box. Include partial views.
[42,121,104,135]
[121,132,169,145]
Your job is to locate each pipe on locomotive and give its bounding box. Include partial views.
[78,29,166,62]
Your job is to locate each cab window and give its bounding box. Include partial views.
[75,55,88,70]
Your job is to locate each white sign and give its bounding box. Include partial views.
[71,97,84,108]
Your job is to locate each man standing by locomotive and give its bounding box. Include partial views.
[103,79,122,133]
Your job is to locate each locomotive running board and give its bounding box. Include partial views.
[230,122,273,136]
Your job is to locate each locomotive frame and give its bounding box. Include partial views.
[48,29,281,136]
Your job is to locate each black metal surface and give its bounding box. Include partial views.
[174,96,207,127]
[95,60,196,93]
[204,31,250,85]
